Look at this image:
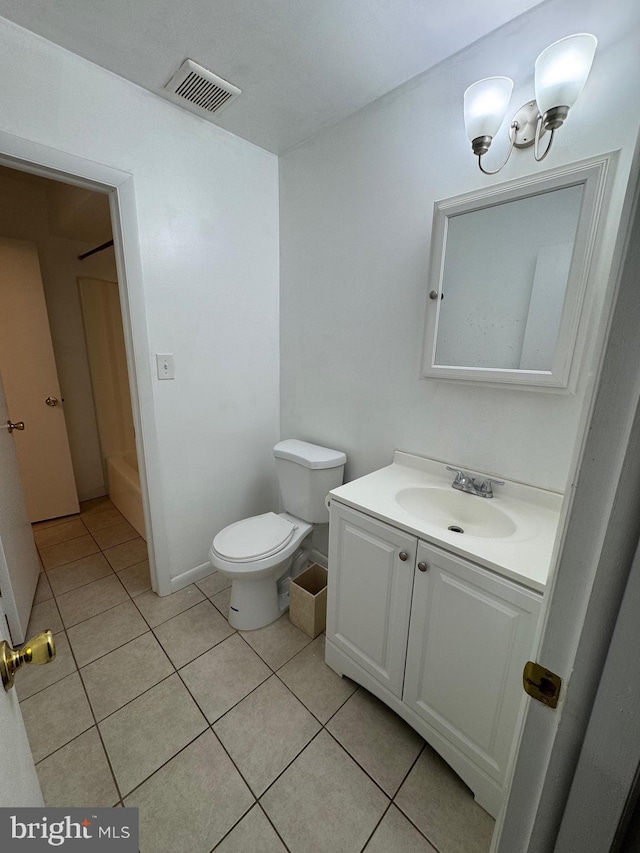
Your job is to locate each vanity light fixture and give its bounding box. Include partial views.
[464,33,597,175]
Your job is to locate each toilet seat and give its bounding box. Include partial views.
[212,512,297,563]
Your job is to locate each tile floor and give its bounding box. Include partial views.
[22,496,494,853]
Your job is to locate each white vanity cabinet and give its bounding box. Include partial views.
[325,501,541,818]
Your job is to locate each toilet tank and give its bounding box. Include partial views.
[273,439,346,523]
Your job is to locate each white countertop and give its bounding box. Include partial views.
[329,452,563,593]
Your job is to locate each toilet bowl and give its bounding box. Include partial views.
[209,511,312,630]
[209,440,346,631]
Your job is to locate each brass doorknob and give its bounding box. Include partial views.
[1,630,56,692]
[45,397,59,407]
[6,420,25,433]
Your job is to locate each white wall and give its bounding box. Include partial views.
[279,0,640,493]
[0,170,109,501]
[0,18,281,586]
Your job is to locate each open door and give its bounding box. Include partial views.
[495,142,640,852]
[0,237,79,522]
[0,372,41,644]
[0,598,43,806]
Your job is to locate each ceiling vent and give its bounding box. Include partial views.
[162,59,241,119]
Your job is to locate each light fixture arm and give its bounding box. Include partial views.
[472,101,541,175]
[533,118,555,161]
[476,121,518,175]
[534,105,568,161]
[472,101,552,174]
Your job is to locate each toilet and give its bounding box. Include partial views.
[209,439,346,630]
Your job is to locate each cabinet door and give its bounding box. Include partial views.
[327,503,417,698]
[404,541,540,784]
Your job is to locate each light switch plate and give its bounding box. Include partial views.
[156,353,175,380]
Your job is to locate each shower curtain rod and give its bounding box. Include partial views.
[77,239,114,260]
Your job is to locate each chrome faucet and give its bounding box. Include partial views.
[446,466,504,499]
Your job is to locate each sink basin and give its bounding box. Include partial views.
[395,486,518,539]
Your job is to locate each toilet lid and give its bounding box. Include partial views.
[212,512,297,562]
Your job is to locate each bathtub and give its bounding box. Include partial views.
[106,452,146,539]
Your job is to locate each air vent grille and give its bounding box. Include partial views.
[175,71,234,112]
[162,59,241,118]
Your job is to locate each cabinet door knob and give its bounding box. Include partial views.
[399,551,409,562]
[418,561,429,572]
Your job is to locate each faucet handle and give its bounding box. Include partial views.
[446,466,466,485]
[478,477,505,498]
[447,465,473,486]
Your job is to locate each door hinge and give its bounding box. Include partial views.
[523,660,562,709]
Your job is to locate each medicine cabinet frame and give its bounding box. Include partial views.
[420,152,617,391]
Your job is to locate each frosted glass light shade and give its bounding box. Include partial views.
[535,33,597,114]
[464,77,514,141]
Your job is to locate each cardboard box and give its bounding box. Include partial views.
[289,563,328,638]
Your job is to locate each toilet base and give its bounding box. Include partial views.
[228,574,287,631]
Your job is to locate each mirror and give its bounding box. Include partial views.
[421,155,615,390]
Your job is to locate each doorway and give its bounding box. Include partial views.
[0,164,152,621]
[0,150,163,613]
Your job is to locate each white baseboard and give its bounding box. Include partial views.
[310,548,328,568]
[170,561,214,593]
[170,553,325,594]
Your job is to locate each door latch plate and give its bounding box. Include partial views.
[523,660,561,709]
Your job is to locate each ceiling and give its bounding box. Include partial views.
[0,0,546,154]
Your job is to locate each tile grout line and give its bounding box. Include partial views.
[48,521,229,802]
[56,539,199,806]
[30,507,152,808]
[222,653,440,852]
[360,800,394,853]
[73,571,180,726]
[47,555,151,608]
[29,586,124,807]
[117,727,213,803]
[34,527,91,551]
[60,649,124,808]
[32,515,81,532]
[254,801,294,853]
[255,725,327,803]
[161,627,337,847]
[235,628,313,672]
[207,799,294,853]
[51,566,129,807]
[38,521,101,570]
[384,743,445,852]
[56,575,132,631]
[39,581,232,703]
[46,564,119,599]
